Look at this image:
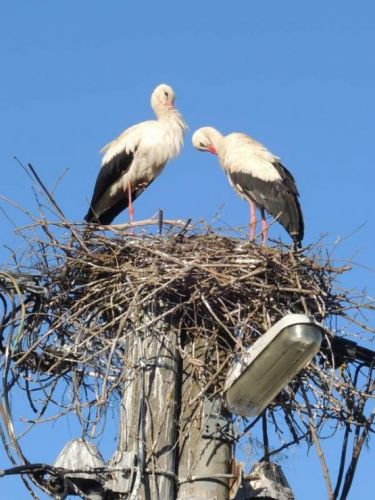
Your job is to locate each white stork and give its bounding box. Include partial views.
[192,127,304,247]
[85,83,186,225]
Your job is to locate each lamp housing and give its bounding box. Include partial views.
[224,314,323,417]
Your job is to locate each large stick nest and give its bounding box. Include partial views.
[0,216,374,496]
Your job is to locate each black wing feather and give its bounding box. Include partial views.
[229,161,304,245]
[93,176,156,225]
[84,149,134,223]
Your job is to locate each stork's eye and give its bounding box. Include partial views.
[164,91,169,97]
[199,142,205,147]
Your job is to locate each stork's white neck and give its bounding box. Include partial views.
[157,109,187,160]
[159,108,186,128]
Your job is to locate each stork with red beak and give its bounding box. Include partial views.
[85,83,186,225]
[192,127,304,247]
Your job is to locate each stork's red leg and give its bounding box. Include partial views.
[127,180,134,227]
[260,207,268,245]
[249,200,257,241]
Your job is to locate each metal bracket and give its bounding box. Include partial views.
[201,398,235,442]
[104,451,136,494]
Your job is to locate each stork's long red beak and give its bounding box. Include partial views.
[207,145,217,155]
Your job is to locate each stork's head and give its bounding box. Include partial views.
[151,83,176,116]
[192,127,224,155]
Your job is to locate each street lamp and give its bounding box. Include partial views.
[224,314,323,417]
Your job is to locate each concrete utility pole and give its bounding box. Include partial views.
[177,338,233,500]
[106,315,180,499]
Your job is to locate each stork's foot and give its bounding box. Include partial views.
[249,200,257,242]
[249,222,256,242]
[128,209,135,234]
[127,180,135,234]
[260,208,268,246]
[261,220,268,245]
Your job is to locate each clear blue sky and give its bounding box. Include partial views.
[0,1,374,498]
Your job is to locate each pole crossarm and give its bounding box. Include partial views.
[325,336,375,367]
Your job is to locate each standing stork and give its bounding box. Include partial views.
[84,83,186,225]
[192,127,304,247]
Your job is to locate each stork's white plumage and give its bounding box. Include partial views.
[85,83,186,225]
[192,127,304,247]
